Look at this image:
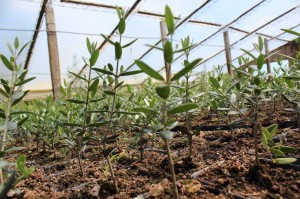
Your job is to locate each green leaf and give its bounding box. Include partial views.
[5,146,25,153]
[115,42,122,60]
[66,99,86,104]
[257,54,265,70]
[167,103,198,115]
[12,90,29,106]
[88,78,99,92]
[108,63,114,71]
[132,107,158,115]
[86,121,109,128]
[69,71,88,82]
[273,158,297,165]
[7,122,17,131]
[119,70,142,76]
[10,111,32,115]
[209,77,221,89]
[241,49,256,60]
[90,97,105,103]
[171,58,202,81]
[270,148,285,157]
[104,90,116,96]
[230,93,236,103]
[145,44,164,51]
[0,109,5,119]
[165,5,175,35]
[258,36,263,51]
[0,55,14,71]
[17,41,30,58]
[118,18,126,35]
[281,29,300,37]
[253,76,260,86]
[17,116,29,126]
[262,127,271,141]
[92,68,114,76]
[115,81,124,89]
[267,124,278,138]
[159,130,174,140]
[15,77,35,86]
[166,120,178,130]
[122,39,138,48]
[155,85,170,99]
[100,34,115,45]
[14,37,19,49]
[86,37,92,54]
[90,49,99,67]
[0,88,9,98]
[164,40,173,63]
[273,146,297,154]
[261,130,268,149]
[135,60,164,81]
[16,155,35,178]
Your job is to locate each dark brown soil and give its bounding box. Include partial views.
[5,125,300,199]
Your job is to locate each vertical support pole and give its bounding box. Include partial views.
[264,38,271,82]
[223,31,232,76]
[45,6,61,100]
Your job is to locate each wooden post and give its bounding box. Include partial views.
[264,38,271,81]
[45,6,61,100]
[223,31,232,76]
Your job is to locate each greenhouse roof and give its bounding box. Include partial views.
[1,0,300,90]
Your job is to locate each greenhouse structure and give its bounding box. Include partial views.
[0,0,300,198]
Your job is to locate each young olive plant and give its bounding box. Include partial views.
[178,36,203,158]
[236,36,272,166]
[261,124,297,164]
[92,6,141,193]
[135,6,201,199]
[131,94,158,162]
[211,36,272,167]
[209,68,243,140]
[0,37,35,184]
[58,38,107,176]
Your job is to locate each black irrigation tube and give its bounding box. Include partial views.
[171,120,299,132]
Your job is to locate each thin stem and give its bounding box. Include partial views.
[165,139,179,199]
[106,155,119,193]
[77,147,84,176]
[254,95,259,166]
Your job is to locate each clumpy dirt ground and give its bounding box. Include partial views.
[5,124,300,199]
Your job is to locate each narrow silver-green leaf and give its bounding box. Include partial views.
[273,158,297,165]
[92,68,114,76]
[135,60,164,81]
[119,70,142,76]
[159,130,174,140]
[66,99,86,104]
[122,39,138,48]
[90,49,99,67]
[171,58,202,81]
[165,5,175,35]
[88,78,99,92]
[118,18,126,35]
[132,107,158,115]
[209,77,221,89]
[167,103,198,115]
[115,42,122,60]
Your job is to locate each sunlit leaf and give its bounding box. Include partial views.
[135,60,164,81]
